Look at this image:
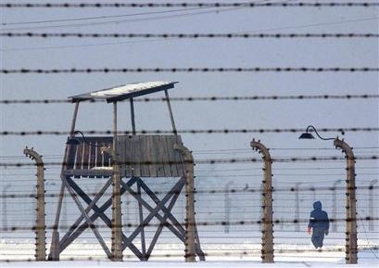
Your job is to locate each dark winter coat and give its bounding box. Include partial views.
[308,201,329,231]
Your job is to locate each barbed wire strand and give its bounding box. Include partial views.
[1,217,377,233]
[1,155,378,168]
[2,67,378,74]
[1,185,378,199]
[1,94,377,104]
[1,2,378,8]
[2,32,378,39]
[0,127,378,136]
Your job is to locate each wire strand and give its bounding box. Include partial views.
[1,2,378,8]
[1,155,378,168]
[1,94,377,104]
[1,127,378,136]
[2,32,378,39]
[2,67,378,74]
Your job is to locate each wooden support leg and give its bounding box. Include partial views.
[48,183,65,261]
[137,180,147,260]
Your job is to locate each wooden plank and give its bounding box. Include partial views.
[120,136,127,178]
[149,135,160,177]
[176,139,187,177]
[120,135,132,177]
[116,135,189,178]
[155,135,166,177]
[144,136,152,177]
[117,135,125,176]
[148,136,154,176]
[168,135,183,177]
[172,135,182,177]
[119,135,130,177]
[133,136,142,177]
[140,136,149,177]
[177,137,187,177]
[116,136,122,176]
[159,135,171,177]
[126,135,135,177]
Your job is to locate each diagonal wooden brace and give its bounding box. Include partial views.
[61,177,112,258]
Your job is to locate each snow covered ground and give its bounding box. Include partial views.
[1,232,378,268]
[0,250,378,268]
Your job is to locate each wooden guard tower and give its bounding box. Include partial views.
[49,81,204,262]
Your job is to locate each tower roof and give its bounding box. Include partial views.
[70,81,177,103]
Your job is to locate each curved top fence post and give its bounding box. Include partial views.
[24,147,46,261]
[334,138,358,264]
[251,139,274,263]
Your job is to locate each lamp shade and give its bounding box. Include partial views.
[298,132,315,139]
[66,138,81,145]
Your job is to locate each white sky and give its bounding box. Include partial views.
[1,1,378,193]
[1,1,378,153]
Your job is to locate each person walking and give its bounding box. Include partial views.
[307,201,329,250]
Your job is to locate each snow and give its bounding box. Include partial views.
[89,81,174,97]
[1,239,378,268]
[1,252,378,268]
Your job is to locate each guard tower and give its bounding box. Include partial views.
[49,81,204,262]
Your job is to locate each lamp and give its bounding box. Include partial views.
[66,130,86,145]
[298,125,357,264]
[298,125,335,140]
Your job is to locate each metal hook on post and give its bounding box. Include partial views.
[300,125,358,264]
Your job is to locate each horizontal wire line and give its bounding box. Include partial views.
[1,94,377,104]
[1,146,378,158]
[1,185,377,198]
[2,32,378,38]
[1,127,378,136]
[0,217,376,232]
[0,250,360,261]
[3,165,378,172]
[1,2,378,8]
[1,155,378,167]
[2,67,378,74]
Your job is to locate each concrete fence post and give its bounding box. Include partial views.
[24,147,46,261]
[251,139,274,263]
[334,138,358,264]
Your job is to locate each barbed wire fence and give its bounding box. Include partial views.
[1,2,378,8]
[0,92,378,259]
[0,141,378,262]
[1,1,378,264]
[0,76,378,263]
